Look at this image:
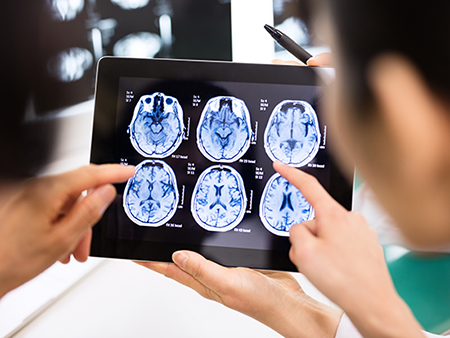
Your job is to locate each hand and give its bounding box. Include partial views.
[137,252,342,338]
[0,164,135,297]
[272,52,332,67]
[274,161,425,338]
[306,52,332,67]
[274,161,387,309]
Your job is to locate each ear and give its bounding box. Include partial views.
[368,54,450,182]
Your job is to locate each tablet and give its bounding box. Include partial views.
[90,57,352,271]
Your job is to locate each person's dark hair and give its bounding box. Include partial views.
[323,0,450,113]
[0,1,55,179]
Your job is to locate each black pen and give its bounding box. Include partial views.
[264,24,313,64]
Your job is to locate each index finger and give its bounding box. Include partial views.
[273,161,339,212]
[54,164,136,196]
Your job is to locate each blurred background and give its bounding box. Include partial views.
[34,0,232,117]
[11,0,330,120]
[272,0,329,61]
[29,0,333,118]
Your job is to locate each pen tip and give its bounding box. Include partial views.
[264,24,273,33]
[264,24,280,39]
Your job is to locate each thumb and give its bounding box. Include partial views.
[306,52,332,67]
[172,251,229,292]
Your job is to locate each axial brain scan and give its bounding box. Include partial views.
[197,96,252,163]
[123,160,179,227]
[191,165,247,232]
[264,100,320,167]
[259,173,314,236]
[129,93,184,158]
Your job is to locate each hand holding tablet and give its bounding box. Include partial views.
[90,57,352,270]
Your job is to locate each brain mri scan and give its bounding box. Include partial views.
[197,96,252,163]
[259,173,314,236]
[123,160,179,227]
[191,165,247,232]
[264,100,320,167]
[128,93,184,158]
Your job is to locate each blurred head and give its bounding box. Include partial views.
[0,1,55,180]
[317,0,450,246]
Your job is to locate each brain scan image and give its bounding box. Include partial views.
[123,160,179,227]
[197,96,252,163]
[191,165,247,232]
[128,93,184,158]
[264,100,321,167]
[259,173,314,236]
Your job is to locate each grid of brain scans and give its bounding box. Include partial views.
[113,77,328,251]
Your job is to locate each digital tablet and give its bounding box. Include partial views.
[90,57,352,271]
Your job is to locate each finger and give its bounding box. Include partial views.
[54,164,135,197]
[306,52,332,67]
[59,255,71,264]
[172,251,233,295]
[272,59,302,66]
[55,184,116,239]
[72,229,92,262]
[273,161,339,213]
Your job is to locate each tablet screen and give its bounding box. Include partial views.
[90,57,352,270]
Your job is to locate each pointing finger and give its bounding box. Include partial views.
[54,164,135,197]
[273,161,338,213]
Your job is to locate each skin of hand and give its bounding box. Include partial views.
[274,161,425,338]
[272,52,332,67]
[137,253,342,338]
[306,53,332,67]
[0,164,135,298]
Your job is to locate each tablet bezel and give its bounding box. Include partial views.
[90,57,352,271]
